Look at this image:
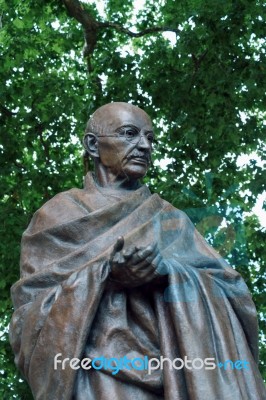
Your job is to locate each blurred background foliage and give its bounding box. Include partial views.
[0,0,265,397]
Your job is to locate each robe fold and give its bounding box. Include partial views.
[9,173,266,399]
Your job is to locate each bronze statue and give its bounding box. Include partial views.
[10,103,266,399]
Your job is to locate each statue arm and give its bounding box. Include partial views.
[9,193,111,399]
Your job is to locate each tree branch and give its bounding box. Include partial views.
[192,50,208,72]
[189,50,208,92]
[62,0,178,97]
[99,22,179,38]
[62,0,179,54]
[62,0,98,28]
[62,0,99,58]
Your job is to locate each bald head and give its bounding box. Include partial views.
[85,102,152,136]
[83,102,154,187]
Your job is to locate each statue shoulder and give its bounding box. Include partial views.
[26,188,90,234]
[160,197,192,221]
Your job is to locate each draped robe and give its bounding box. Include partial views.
[9,173,266,399]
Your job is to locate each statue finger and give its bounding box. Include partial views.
[110,236,124,260]
[123,246,139,259]
[112,252,125,265]
[129,255,150,269]
[136,243,158,261]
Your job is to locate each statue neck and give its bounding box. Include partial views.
[93,164,141,192]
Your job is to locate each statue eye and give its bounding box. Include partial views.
[124,128,138,139]
[147,134,154,143]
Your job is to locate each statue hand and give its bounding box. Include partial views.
[109,236,163,287]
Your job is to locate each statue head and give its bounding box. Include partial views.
[83,102,154,188]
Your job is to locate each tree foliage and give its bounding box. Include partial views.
[0,0,265,397]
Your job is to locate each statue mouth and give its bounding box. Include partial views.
[130,157,148,164]
[127,153,150,164]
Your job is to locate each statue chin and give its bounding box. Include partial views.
[122,160,149,180]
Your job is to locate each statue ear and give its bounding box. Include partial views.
[83,133,99,158]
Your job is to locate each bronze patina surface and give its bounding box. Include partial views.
[9,103,266,399]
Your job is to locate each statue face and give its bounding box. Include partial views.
[96,105,154,180]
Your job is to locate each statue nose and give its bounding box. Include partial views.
[137,134,151,149]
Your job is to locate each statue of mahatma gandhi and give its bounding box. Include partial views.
[10,103,266,399]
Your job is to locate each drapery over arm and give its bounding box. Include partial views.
[10,258,109,399]
[9,177,266,400]
[10,184,163,399]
